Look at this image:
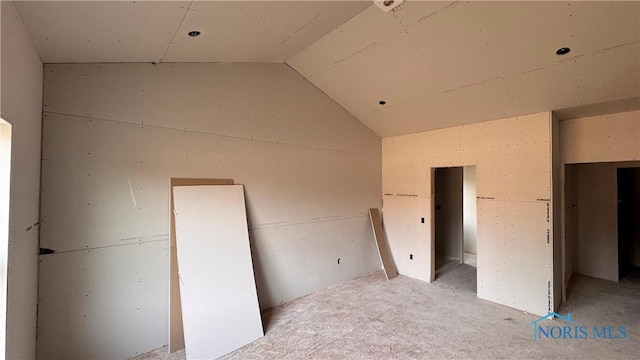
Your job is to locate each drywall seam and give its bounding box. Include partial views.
[43,110,376,157]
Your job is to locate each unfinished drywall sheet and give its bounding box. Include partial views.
[1,2,44,359]
[39,63,381,359]
[37,241,168,360]
[382,112,553,316]
[173,185,263,359]
[169,179,233,354]
[369,208,398,280]
[560,110,640,164]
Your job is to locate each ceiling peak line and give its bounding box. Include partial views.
[159,0,194,63]
[300,0,470,79]
[258,11,323,62]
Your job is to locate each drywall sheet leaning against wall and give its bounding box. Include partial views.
[173,185,263,359]
[369,208,398,280]
[169,178,234,354]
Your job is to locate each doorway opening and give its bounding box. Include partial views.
[432,166,477,293]
[617,167,640,281]
[564,162,640,300]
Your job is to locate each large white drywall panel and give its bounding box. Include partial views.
[560,110,640,164]
[37,242,168,360]
[463,166,477,254]
[1,2,43,359]
[40,63,381,359]
[382,112,554,316]
[173,185,263,359]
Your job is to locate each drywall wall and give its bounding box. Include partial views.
[38,63,381,359]
[560,110,640,164]
[462,166,477,254]
[383,112,554,316]
[1,2,43,359]
[434,167,462,261]
[571,163,619,281]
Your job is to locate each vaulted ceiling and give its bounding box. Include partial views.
[14,1,640,137]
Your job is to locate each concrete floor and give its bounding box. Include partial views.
[133,266,639,360]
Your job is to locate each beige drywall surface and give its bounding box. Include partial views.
[1,2,43,359]
[38,63,381,359]
[383,112,553,316]
[463,166,477,254]
[560,110,640,164]
[572,163,619,281]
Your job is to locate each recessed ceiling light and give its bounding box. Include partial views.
[556,47,571,55]
[188,31,201,37]
[379,100,387,105]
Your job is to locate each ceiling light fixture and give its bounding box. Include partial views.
[555,47,571,55]
[188,31,201,37]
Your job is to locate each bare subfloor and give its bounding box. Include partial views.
[133,266,639,359]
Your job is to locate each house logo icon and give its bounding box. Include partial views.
[527,312,627,342]
[527,312,573,342]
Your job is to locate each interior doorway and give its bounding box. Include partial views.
[617,167,640,281]
[432,166,477,293]
[564,162,640,298]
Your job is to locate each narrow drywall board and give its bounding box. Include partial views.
[169,179,233,354]
[37,241,169,360]
[1,2,43,359]
[463,166,477,254]
[369,208,398,280]
[551,113,562,310]
[173,185,263,359]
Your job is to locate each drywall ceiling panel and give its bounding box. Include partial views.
[36,241,168,360]
[14,1,186,63]
[288,1,640,137]
[173,185,263,359]
[164,1,370,62]
[43,63,379,155]
[560,110,640,164]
